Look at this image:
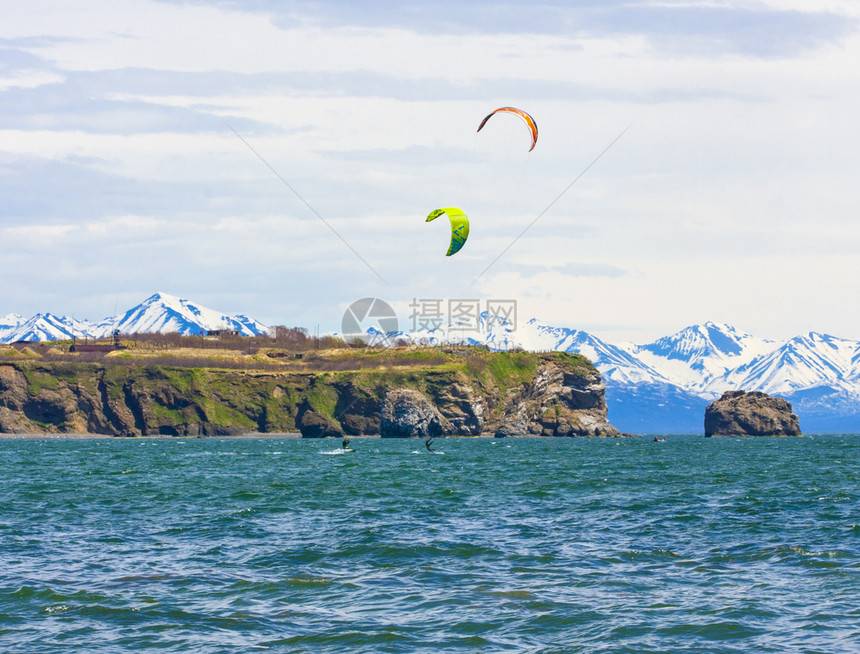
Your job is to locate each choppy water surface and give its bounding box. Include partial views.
[1,435,858,653]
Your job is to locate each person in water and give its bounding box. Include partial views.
[425,437,435,452]
[342,437,351,450]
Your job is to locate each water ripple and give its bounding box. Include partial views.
[1,435,858,653]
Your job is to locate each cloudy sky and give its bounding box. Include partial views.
[2,0,859,342]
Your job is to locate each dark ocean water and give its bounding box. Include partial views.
[1,435,858,653]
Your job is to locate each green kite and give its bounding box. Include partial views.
[426,207,469,257]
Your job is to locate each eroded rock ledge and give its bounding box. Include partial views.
[704,390,801,437]
[0,349,621,438]
[493,361,619,437]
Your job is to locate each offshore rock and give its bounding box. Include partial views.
[705,390,801,437]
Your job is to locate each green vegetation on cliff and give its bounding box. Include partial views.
[0,343,604,437]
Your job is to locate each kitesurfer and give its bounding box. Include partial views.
[425,437,435,452]
[342,437,351,450]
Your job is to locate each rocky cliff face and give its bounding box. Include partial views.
[494,361,619,437]
[704,390,801,437]
[379,377,489,437]
[381,389,449,437]
[0,350,620,438]
[0,363,252,436]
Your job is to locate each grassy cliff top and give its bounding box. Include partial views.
[1,342,596,391]
[0,341,611,437]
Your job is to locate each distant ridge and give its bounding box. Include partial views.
[364,316,860,433]
[0,292,269,343]
[96,292,270,338]
[3,295,859,432]
[508,320,860,433]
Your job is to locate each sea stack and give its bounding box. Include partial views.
[704,390,801,437]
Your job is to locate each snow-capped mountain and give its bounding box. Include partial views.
[0,313,24,332]
[634,322,774,392]
[718,332,859,395]
[1,313,93,343]
[417,318,860,433]
[640,321,759,361]
[3,293,860,431]
[515,319,669,386]
[89,292,269,338]
[351,310,524,350]
[0,292,269,344]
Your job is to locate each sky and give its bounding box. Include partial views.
[2,0,860,343]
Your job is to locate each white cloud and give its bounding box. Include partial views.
[1,0,859,343]
[477,252,860,343]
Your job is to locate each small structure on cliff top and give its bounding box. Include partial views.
[705,390,801,437]
[69,330,126,353]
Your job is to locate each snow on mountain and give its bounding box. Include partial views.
[717,332,858,395]
[641,321,755,361]
[1,313,24,330]
[634,322,775,391]
[0,313,25,342]
[449,311,522,350]
[397,317,860,403]
[89,292,270,337]
[527,322,860,433]
[0,292,269,343]
[513,319,669,385]
[432,318,860,432]
[355,311,523,350]
[1,313,92,343]
[4,293,860,431]
[851,344,860,376]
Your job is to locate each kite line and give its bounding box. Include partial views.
[472,121,634,285]
[225,121,388,286]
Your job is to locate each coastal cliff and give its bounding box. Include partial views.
[0,347,620,437]
[704,390,802,437]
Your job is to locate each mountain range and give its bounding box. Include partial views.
[372,316,860,434]
[507,320,860,434]
[2,293,858,433]
[0,292,270,343]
